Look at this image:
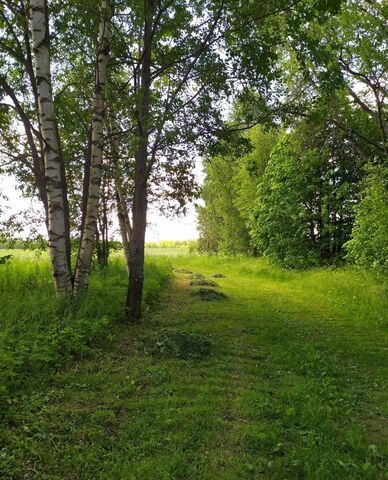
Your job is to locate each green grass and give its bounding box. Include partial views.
[145,246,190,256]
[0,250,171,411]
[1,253,387,479]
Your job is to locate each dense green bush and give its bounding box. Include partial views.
[199,111,365,268]
[250,136,315,268]
[346,165,388,276]
[250,124,363,267]
[198,126,278,255]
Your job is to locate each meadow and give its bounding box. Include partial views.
[1,250,387,479]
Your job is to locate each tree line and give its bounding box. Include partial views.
[198,0,387,273]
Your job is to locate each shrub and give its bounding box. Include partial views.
[346,164,388,276]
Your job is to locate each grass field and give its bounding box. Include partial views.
[145,246,190,256]
[1,252,387,479]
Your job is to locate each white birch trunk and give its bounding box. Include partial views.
[73,1,112,294]
[29,0,72,295]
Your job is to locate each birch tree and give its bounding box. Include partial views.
[73,0,112,294]
[29,0,72,294]
[1,0,114,295]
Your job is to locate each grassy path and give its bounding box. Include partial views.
[2,256,388,479]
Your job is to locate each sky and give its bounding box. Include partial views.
[0,159,204,242]
[146,203,199,242]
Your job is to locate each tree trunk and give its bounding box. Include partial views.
[96,214,109,268]
[126,0,154,321]
[96,175,110,268]
[116,188,132,274]
[76,127,92,267]
[126,147,148,321]
[106,113,133,274]
[73,0,112,294]
[29,0,72,295]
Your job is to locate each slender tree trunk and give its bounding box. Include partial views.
[96,213,109,268]
[374,91,387,156]
[126,0,154,321]
[116,188,132,274]
[73,0,112,294]
[126,147,148,321]
[29,0,72,295]
[22,8,48,223]
[74,127,92,280]
[106,113,133,274]
[96,176,110,268]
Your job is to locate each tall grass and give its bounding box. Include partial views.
[0,251,172,412]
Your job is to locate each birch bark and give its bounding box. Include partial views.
[29,0,72,295]
[73,1,112,294]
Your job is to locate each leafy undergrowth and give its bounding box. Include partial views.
[1,254,387,479]
[0,251,171,413]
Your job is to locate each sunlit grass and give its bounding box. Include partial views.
[1,252,387,479]
[173,255,387,328]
